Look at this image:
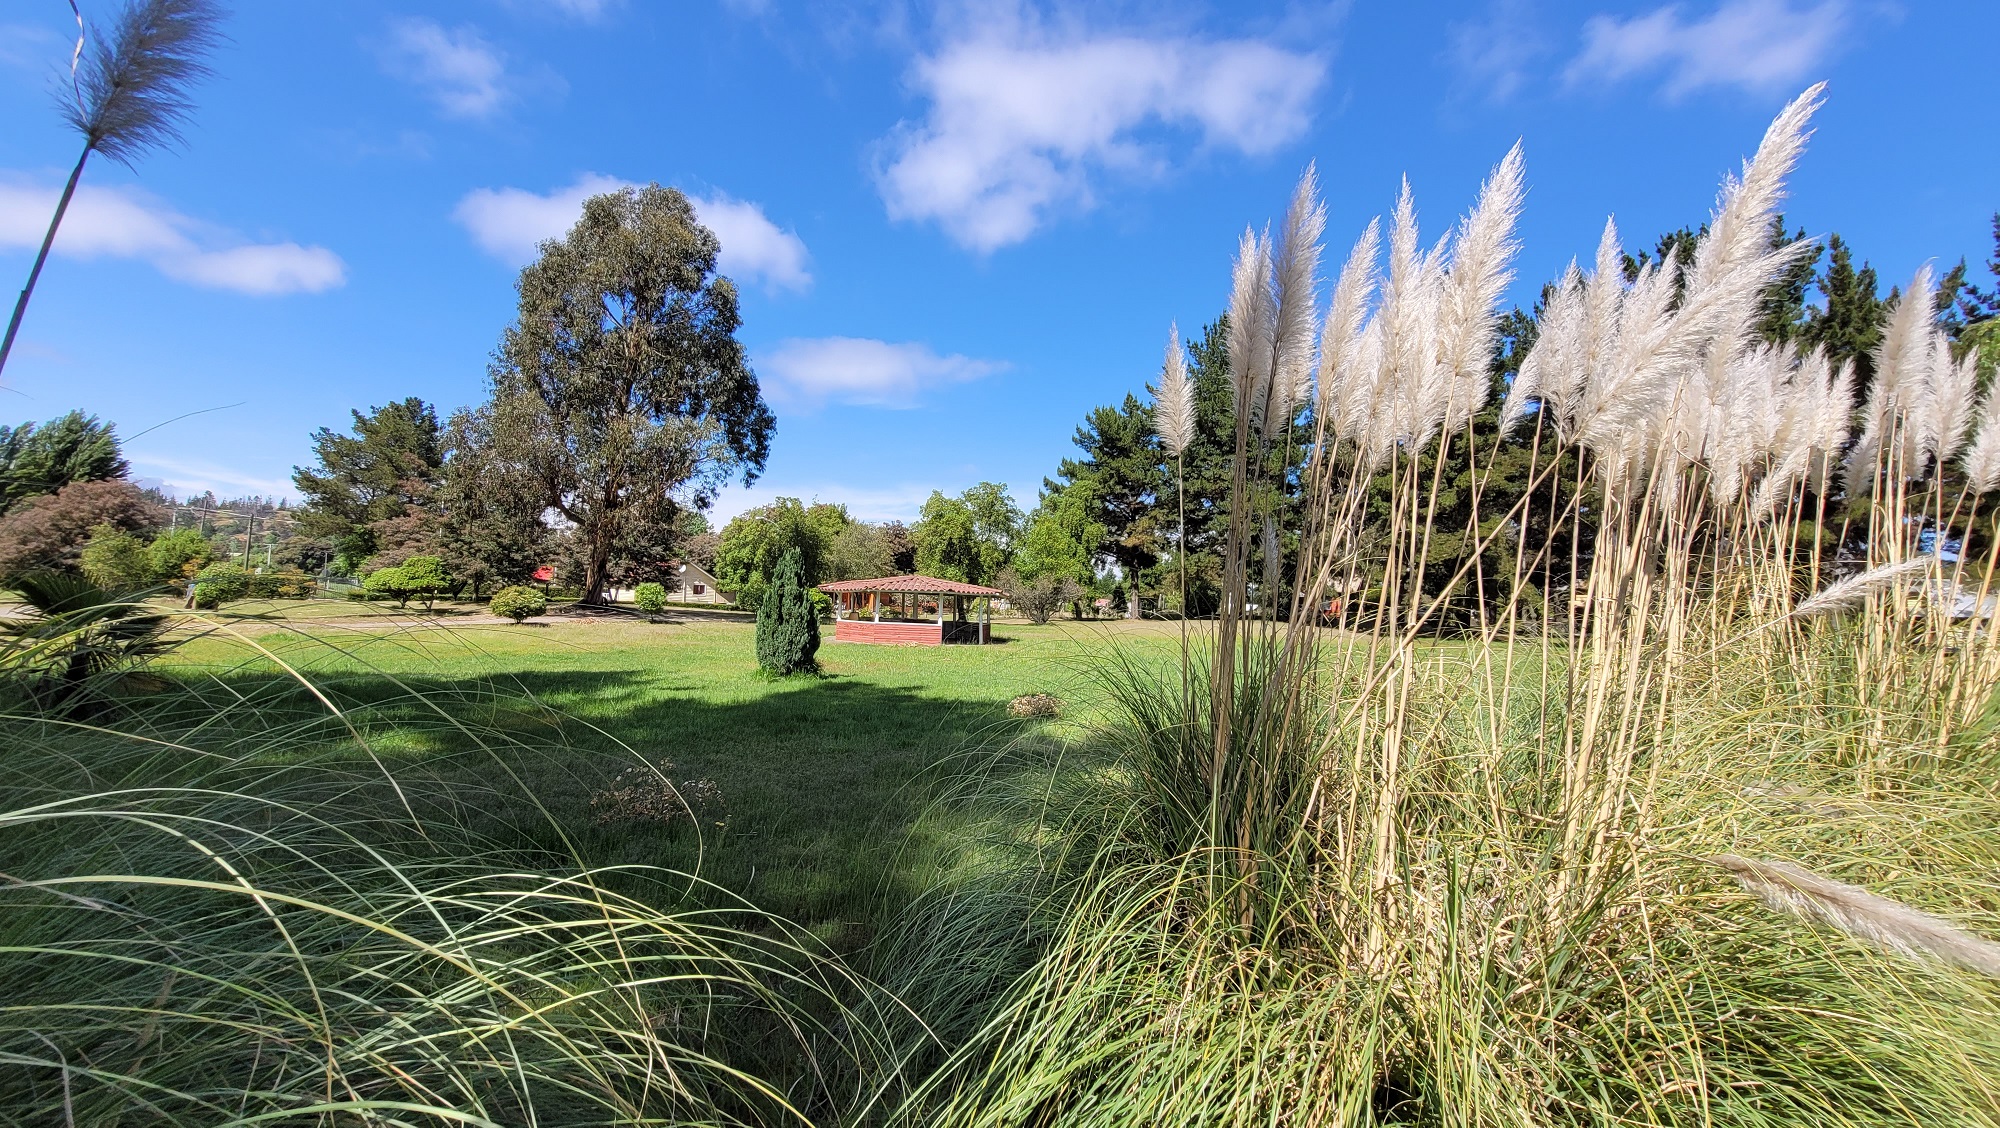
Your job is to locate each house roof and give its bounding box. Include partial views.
[819,574,1006,597]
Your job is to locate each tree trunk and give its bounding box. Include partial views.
[0,145,91,378]
[1126,588,1139,619]
[581,523,613,604]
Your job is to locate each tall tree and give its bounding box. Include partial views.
[486,184,773,604]
[433,406,548,598]
[715,498,841,607]
[0,411,128,515]
[1954,215,2000,381]
[880,521,917,573]
[1,0,224,377]
[912,492,983,584]
[1800,235,1887,391]
[292,398,445,572]
[959,481,1023,583]
[1958,213,2000,326]
[1014,483,1104,589]
[1050,395,1165,617]
[825,521,896,581]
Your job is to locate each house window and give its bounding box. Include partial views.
[693,583,705,595]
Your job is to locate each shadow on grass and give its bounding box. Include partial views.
[151,663,1019,961]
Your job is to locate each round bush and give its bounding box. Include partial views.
[633,582,668,614]
[193,563,248,604]
[489,586,547,623]
[190,582,222,610]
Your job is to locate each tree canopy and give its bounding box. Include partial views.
[483,184,774,604]
[292,398,445,572]
[1,411,128,516]
[912,484,1020,586]
[716,498,847,607]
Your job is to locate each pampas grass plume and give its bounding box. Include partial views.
[1155,323,1195,457]
[1789,558,1932,620]
[1961,381,2000,494]
[1715,855,2000,979]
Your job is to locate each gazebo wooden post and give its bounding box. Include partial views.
[872,590,880,622]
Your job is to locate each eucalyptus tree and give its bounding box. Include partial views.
[486,184,773,604]
[0,0,224,376]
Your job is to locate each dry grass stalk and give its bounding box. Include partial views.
[1714,855,2000,978]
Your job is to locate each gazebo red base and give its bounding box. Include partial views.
[833,619,943,646]
[830,619,992,646]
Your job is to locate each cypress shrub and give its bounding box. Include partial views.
[754,547,819,675]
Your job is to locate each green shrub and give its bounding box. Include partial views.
[754,547,819,675]
[634,582,668,614]
[78,525,153,589]
[192,563,248,604]
[363,556,449,609]
[146,528,210,583]
[489,585,546,623]
[244,569,315,599]
[190,582,222,610]
[363,566,413,606]
[399,556,448,603]
[808,587,833,623]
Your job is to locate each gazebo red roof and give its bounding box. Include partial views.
[819,574,1005,597]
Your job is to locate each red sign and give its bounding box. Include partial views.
[532,566,554,583]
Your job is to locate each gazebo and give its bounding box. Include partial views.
[819,574,1004,645]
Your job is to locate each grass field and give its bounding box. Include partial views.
[164,609,1177,955]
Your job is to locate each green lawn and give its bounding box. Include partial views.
[164,615,1179,955]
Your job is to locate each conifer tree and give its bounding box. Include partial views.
[755,546,819,676]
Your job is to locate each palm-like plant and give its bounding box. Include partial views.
[0,571,176,716]
[0,0,224,377]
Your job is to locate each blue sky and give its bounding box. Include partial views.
[0,0,1993,523]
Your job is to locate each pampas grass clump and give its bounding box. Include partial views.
[883,83,2000,1128]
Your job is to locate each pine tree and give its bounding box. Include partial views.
[1800,234,1886,390]
[1049,395,1165,617]
[755,546,820,676]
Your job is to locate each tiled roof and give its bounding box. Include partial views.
[819,574,1006,597]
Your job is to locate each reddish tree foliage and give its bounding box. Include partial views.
[0,479,161,577]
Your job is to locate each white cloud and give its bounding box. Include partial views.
[162,244,348,296]
[876,30,1327,252]
[452,174,812,292]
[1566,0,1848,98]
[0,178,346,296]
[690,193,812,292]
[453,173,628,262]
[755,336,1004,408]
[381,18,512,118]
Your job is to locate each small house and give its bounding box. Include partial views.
[670,560,733,605]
